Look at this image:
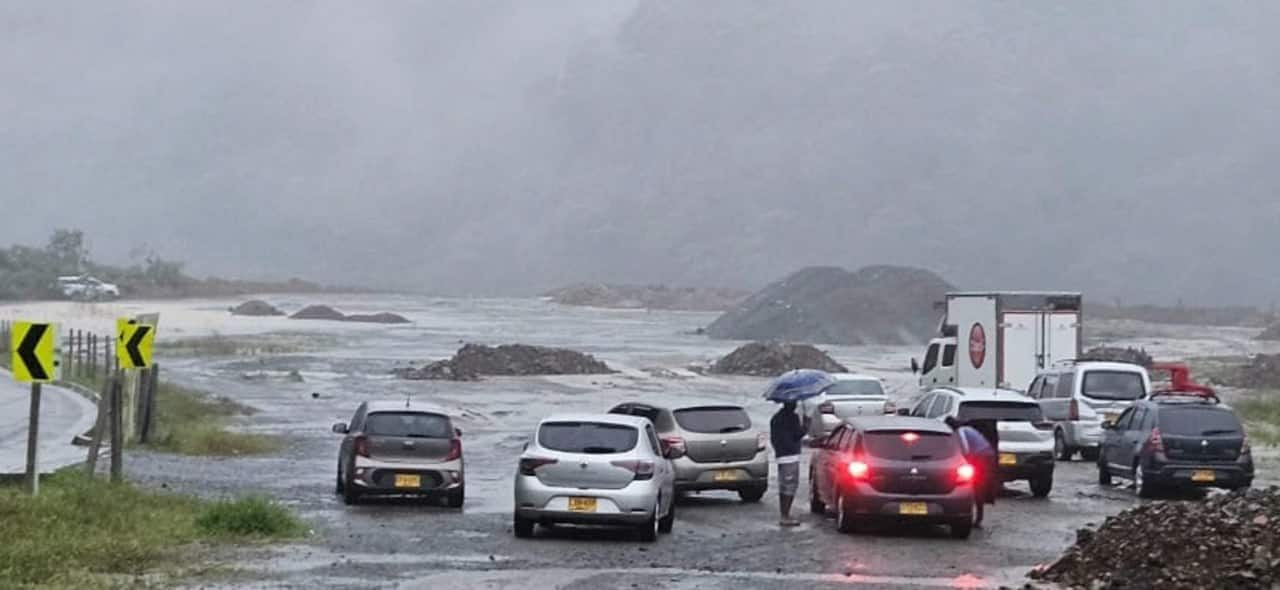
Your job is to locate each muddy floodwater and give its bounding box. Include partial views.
[3,295,1276,589]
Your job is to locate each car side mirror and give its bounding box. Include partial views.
[1100,421,1113,430]
[911,358,920,374]
[332,422,349,434]
[454,427,463,438]
[896,408,912,416]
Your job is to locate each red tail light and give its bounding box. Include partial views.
[445,438,462,461]
[901,432,920,443]
[1068,399,1080,421]
[611,459,655,481]
[956,463,976,484]
[661,436,687,455]
[846,460,870,479]
[1147,427,1165,454]
[756,432,768,451]
[519,457,557,476]
[353,435,370,458]
[819,402,836,415]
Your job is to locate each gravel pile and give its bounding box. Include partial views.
[290,304,347,321]
[1079,346,1153,368]
[1031,488,1280,589]
[709,342,847,377]
[343,312,411,324]
[393,344,616,381]
[546,283,747,311]
[230,300,285,317]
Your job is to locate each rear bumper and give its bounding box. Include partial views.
[996,451,1054,481]
[350,457,464,494]
[842,484,975,523]
[673,454,768,491]
[514,474,662,525]
[1062,421,1105,449]
[1145,459,1254,489]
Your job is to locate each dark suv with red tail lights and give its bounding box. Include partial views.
[808,416,977,539]
[1098,394,1253,497]
[333,401,465,507]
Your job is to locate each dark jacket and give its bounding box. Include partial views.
[770,407,805,458]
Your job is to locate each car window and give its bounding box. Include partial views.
[1039,375,1059,400]
[538,422,639,454]
[825,380,885,396]
[956,401,1043,422]
[645,425,661,455]
[863,431,961,460]
[926,394,950,418]
[825,426,846,449]
[1027,377,1043,398]
[1081,370,1147,400]
[935,395,954,418]
[1127,407,1147,431]
[941,344,957,368]
[673,406,751,434]
[910,394,934,417]
[1158,408,1243,436]
[350,404,367,431]
[1114,408,1136,431]
[1056,372,1076,399]
[365,412,451,438]
[922,343,940,374]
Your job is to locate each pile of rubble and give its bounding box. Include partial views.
[1220,353,1280,389]
[708,342,847,377]
[393,344,616,381]
[229,300,285,317]
[1031,488,1280,589]
[1078,346,1153,367]
[288,305,410,324]
[545,283,748,311]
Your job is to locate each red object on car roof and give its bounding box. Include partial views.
[1149,362,1218,401]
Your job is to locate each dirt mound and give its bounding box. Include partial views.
[343,312,411,324]
[230,300,285,317]
[546,283,748,311]
[1078,346,1153,368]
[290,304,347,321]
[1257,324,1280,340]
[1032,488,1280,589]
[393,344,616,381]
[705,266,954,345]
[709,342,847,377]
[1213,353,1280,389]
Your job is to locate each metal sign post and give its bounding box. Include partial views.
[11,321,59,496]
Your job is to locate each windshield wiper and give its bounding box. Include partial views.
[581,446,618,454]
[910,454,934,461]
[1200,429,1238,436]
[718,425,747,433]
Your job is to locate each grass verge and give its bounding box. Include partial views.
[0,471,302,588]
[1235,391,1280,446]
[146,382,281,456]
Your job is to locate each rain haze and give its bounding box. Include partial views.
[4,1,1280,304]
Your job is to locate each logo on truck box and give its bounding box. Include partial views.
[969,323,986,369]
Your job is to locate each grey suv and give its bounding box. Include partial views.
[609,402,768,502]
[333,401,464,507]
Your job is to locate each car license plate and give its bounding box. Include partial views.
[998,453,1017,466]
[1192,470,1216,483]
[394,474,421,488]
[568,497,597,513]
[899,502,928,516]
[713,470,741,482]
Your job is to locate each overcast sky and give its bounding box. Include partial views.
[4,1,1279,305]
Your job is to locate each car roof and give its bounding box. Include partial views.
[364,400,450,415]
[540,413,649,428]
[611,401,744,412]
[843,415,953,434]
[829,373,882,382]
[931,387,1035,403]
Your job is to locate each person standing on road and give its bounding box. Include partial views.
[771,401,806,527]
[946,416,996,527]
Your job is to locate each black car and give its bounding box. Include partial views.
[808,416,977,539]
[1097,394,1253,497]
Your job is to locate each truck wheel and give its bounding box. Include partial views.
[1030,473,1053,498]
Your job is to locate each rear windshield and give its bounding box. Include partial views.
[826,380,885,397]
[673,406,751,433]
[365,412,451,438]
[863,431,960,461]
[956,401,1043,422]
[538,422,638,454]
[1081,371,1146,400]
[1159,408,1243,436]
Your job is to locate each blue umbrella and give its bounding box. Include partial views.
[763,369,834,403]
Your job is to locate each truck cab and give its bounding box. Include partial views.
[917,337,959,389]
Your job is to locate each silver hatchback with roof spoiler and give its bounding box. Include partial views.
[332,400,465,507]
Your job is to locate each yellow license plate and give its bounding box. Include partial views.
[899,502,928,516]
[999,453,1017,466]
[713,470,741,482]
[568,497,597,513]
[394,474,421,488]
[1192,470,1216,483]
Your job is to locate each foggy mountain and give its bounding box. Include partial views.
[4,1,1280,305]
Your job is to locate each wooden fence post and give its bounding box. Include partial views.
[137,364,159,444]
[84,374,112,476]
[109,374,124,483]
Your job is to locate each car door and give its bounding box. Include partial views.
[1108,407,1139,474]
[340,403,367,477]
[820,427,849,505]
[1038,373,1065,422]
[645,424,674,514]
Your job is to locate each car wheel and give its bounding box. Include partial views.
[1097,455,1112,486]
[1080,447,1100,462]
[835,492,858,534]
[513,515,535,538]
[658,497,675,534]
[1135,462,1156,499]
[1030,473,1053,498]
[445,485,465,509]
[1054,431,1073,461]
[335,466,345,495]
[809,474,826,515]
[950,518,973,539]
[738,484,766,503]
[637,501,660,543]
[342,485,361,506]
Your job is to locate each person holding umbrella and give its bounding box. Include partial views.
[764,369,833,527]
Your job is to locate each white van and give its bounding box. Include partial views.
[1026,361,1152,462]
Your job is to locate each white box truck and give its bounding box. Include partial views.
[913,292,1082,391]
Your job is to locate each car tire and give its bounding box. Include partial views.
[950,518,973,540]
[637,502,660,543]
[1135,462,1156,499]
[1054,431,1073,461]
[335,467,345,495]
[1030,473,1053,498]
[1097,455,1112,486]
[809,474,826,515]
[445,485,465,509]
[738,484,766,503]
[513,515,535,539]
[835,492,858,534]
[342,485,361,506]
[1080,447,1100,462]
[658,498,675,534]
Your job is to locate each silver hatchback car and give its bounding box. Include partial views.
[333,401,464,507]
[513,414,680,542]
[608,402,768,502]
